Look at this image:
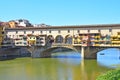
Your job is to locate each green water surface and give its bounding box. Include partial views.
[0,57,111,80]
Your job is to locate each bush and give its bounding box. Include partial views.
[96,69,120,80]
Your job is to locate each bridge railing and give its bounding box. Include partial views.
[52,43,120,47]
[52,43,72,47]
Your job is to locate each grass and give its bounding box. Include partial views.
[96,68,120,80]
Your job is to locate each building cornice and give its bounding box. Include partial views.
[5,24,120,30]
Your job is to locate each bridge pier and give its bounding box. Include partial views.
[83,46,97,59]
[81,46,85,59]
[76,46,97,59]
[27,46,48,58]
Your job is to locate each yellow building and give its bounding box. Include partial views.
[0,26,4,47]
[111,32,120,46]
[8,21,17,28]
[27,34,36,46]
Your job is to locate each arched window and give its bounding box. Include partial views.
[65,35,72,44]
[47,35,54,44]
[55,35,64,43]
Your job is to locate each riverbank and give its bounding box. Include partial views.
[96,67,120,80]
[0,47,31,61]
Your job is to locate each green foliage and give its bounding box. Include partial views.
[96,69,120,80]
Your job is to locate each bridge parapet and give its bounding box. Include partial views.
[52,43,73,47]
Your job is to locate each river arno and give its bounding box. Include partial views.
[0,48,120,80]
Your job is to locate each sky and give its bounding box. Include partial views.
[0,0,120,26]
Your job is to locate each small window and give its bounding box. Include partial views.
[16,31,18,34]
[118,32,120,35]
[24,31,26,34]
[98,29,101,33]
[13,35,14,38]
[58,30,61,33]
[68,30,70,33]
[77,30,80,33]
[49,30,51,33]
[2,27,4,31]
[17,35,19,38]
[1,31,4,34]
[16,42,19,44]
[24,43,27,45]
[109,29,112,32]
[23,37,27,40]
[88,30,90,33]
[36,42,39,44]
[40,31,43,34]
[40,38,44,40]
[5,35,7,38]
[36,37,39,39]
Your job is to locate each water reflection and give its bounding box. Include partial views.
[52,51,81,58]
[51,51,81,65]
[1,49,120,80]
[97,48,120,68]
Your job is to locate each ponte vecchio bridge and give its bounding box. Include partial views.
[5,24,120,59]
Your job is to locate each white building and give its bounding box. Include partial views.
[33,23,50,27]
[9,19,32,27]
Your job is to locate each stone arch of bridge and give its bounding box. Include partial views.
[84,47,120,59]
[96,47,120,54]
[40,46,79,58]
[27,45,120,59]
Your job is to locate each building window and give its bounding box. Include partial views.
[98,29,101,33]
[109,29,112,32]
[77,30,80,33]
[58,30,61,33]
[1,31,4,34]
[68,30,70,33]
[5,35,7,38]
[19,42,22,44]
[49,30,51,33]
[32,31,34,33]
[16,31,18,34]
[88,29,90,33]
[24,43,27,45]
[24,31,26,34]
[13,35,14,38]
[9,35,11,38]
[2,27,4,31]
[40,31,43,34]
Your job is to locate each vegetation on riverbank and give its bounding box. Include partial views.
[96,68,120,80]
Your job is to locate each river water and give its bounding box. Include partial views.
[0,48,120,80]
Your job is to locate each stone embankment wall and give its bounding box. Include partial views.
[0,47,31,57]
